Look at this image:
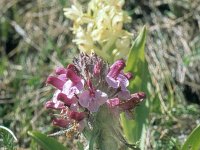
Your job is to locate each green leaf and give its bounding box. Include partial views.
[121,26,149,150]
[89,129,100,150]
[28,131,67,150]
[77,141,84,150]
[125,26,147,73]
[181,124,200,150]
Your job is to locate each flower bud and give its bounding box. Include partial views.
[93,61,101,76]
[68,111,86,122]
[124,72,133,80]
[53,118,70,128]
[119,92,146,110]
[57,93,76,106]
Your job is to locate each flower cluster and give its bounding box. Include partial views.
[63,0,132,61]
[45,53,145,133]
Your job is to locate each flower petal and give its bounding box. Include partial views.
[118,90,131,100]
[57,74,67,81]
[66,69,81,83]
[63,80,84,99]
[46,76,65,90]
[106,76,119,88]
[106,98,120,107]
[52,90,61,103]
[68,111,85,121]
[55,67,67,75]
[124,72,133,80]
[117,74,129,90]
[108,59,125,78]
[45,101,64,110]
[78,90,91,108]
[57,93,76,106]
[70,103,79,111]
[63,80,76,98]
[87,100,99,112]
[95,90,108,105]
[76,79,84,91]
[77,120,85,132]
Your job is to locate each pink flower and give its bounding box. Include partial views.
[45,90,65,109]
[106,60,126,88]
[108,92,146,110]
[79,90,108,112]
[107,92,145,119]
[118,92,146,110]
[63,69,84,98]
[106,59,131,99]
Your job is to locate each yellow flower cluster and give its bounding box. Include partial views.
[64,0,133,61]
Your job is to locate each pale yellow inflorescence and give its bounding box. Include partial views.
[63,0,133,61]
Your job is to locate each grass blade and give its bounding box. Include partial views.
[28,131,67,150]
[0,126,17,150]
[181,124,200,150]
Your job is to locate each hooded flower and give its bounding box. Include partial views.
[63,68,84,98]
[45,90,65,110]
[107,92,146,119]
[107,92,146,110]
[79,80,108,112]
[106,59,131,99]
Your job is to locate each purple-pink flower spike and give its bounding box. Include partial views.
[45,53,145,133]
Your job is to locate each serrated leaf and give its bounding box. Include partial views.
[28,131,67,150]
[121,26,149,150]
[181,124,200,150]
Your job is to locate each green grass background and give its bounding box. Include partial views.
[0,0,200,149]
